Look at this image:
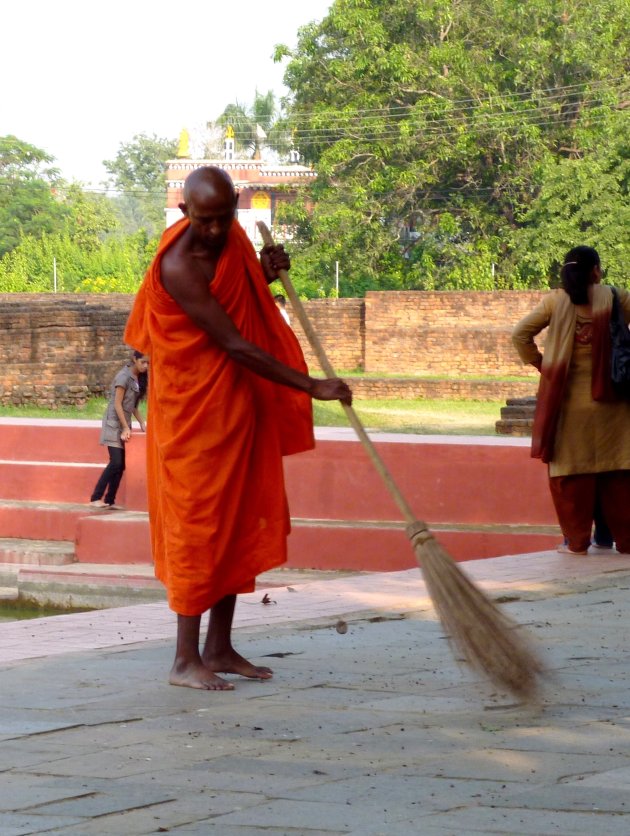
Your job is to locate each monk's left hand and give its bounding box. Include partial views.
[260,245,290,282]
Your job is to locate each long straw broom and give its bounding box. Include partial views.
[258,221,544,702]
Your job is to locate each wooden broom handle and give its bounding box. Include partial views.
[257,221,422,528]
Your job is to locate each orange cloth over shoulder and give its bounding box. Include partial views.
[124,218,314,615]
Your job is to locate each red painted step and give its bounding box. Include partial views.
[72,510,560,569]
[0,421,561,571]
[0,500,99,541]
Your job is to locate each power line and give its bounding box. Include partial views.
[1,76,626,199]
[282,92,627,136]
[216,88,628,145]
[272,77,628,125]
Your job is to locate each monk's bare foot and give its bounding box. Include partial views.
[169,659,235,691]
[203,648,273,680]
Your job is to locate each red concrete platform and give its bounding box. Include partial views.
[71,514,560,569]
[286,524,560,570]
[75,512,151,564]
[0,500,100,542]
[0,420,560,569]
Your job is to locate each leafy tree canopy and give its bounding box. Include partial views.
[0,135,68,257]
[216,90,292,159]
[103,133,177,237]
[60,184,120,250]
[275,0,630,294]
[0,227,155,293]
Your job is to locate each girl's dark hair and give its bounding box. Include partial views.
[560,246,600,305]
[132,350,148,403]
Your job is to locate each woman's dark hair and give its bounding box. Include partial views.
[560,246,601,305]
[132,350,148,403]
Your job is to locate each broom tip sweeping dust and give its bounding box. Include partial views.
[257,221,545,702]
[407,522,544,702]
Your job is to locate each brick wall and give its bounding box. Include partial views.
[364,291,544,376]
[0,291,545,406]
[288,298,365,372]
[0,294,132,406]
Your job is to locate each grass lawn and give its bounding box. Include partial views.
[0,399,110,420]
[0,398,502,435]
[313,398,502,435]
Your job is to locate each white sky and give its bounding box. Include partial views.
[1,0,332,186]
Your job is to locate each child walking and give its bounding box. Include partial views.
[90,350,149,509]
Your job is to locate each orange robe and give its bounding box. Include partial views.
[124,219,314,615]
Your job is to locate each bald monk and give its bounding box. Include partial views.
[125,166,351,690]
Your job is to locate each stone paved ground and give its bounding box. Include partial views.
[2,550,630,835]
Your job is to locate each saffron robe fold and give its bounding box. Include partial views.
[124,218,314,615]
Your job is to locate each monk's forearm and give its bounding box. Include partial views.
[226,341,314,394]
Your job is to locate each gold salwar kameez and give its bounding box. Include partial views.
[513,287,630,553]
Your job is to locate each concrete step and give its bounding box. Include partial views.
[283,437,556,526]
[74,510,561,568]
[75,510,151,564]
[495,418,534,436]
[0,422,562,572]
[1,422,559,525]
[0,460,103,504]
[0,538,76,565]
[0,499,104,541]
[0,420,102,462]
[0,564,19,600]
[2,564,366,611]
[496,397,536,436]
[288,520,560,569]
[15,565,164,610]
[500,405,535,420]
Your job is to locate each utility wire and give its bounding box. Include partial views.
[279,78,628,127]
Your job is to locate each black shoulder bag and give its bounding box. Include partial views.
[610,287,630,399]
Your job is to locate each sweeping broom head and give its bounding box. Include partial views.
[408,524,544,702]
[254,220,543,702]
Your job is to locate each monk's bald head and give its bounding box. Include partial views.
[183,166,236,205]
[180,166,238,250]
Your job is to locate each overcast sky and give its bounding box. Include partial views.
[2,0,332,186]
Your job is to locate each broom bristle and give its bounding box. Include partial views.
[415,536,544,701]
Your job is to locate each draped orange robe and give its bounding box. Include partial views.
[124,218,314,615]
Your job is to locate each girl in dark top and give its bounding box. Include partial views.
[90,350,149,509]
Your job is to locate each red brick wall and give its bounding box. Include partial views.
[364,291,544,376]
[0,291,545,406]
[0,294,132,407]
[288,298,365,372]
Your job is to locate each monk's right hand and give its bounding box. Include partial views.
[310,378,352,406]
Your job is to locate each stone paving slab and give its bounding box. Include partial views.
[2,549,630,666]
[2,551,630,834]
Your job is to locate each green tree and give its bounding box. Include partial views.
[511,111,630,288]
[61,184,120,250]
[0,135,67,257]
[216,90,291,159]
[103,133,177,237]
[275,0,630,294]
[0,228,155,293]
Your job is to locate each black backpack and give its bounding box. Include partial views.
[610,287,630,399]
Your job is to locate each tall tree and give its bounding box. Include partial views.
[216,91,291,159]
[275,0,630,293]
[0,135,67,257]
[103,133,177,237]
[511,110,630,287]
[61,184,120,250]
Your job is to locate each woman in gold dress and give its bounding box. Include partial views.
[512,246,630,555]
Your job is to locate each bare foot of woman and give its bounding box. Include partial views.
[203,647,273,679]
[169,659,235,690]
